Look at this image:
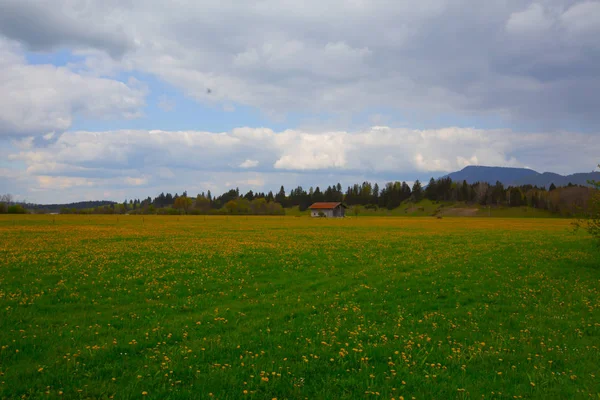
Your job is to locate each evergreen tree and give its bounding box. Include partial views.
[372,183,380,205]
[412,180,423,202]
[275,186,286,206]
[425,178,437,201]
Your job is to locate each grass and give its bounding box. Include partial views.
[288,200,557,218]
[0,215,599,399]
[476,206,557,218]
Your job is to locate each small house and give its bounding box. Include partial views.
[309,202,346,218]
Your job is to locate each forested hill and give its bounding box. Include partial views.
[26,201,116,213]
[444,166,599,187]
[513,172,600,188]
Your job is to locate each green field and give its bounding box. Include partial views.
[287,200,558,218]
[1,215,599,399]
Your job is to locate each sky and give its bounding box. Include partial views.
[0,0,599,204]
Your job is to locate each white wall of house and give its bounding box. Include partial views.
[311,209,338,217]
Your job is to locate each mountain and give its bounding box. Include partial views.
[513,172,600,188]
[444,166,599,187]
[444,166,539,185]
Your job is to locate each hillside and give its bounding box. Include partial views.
[25,201,117,213]
[513,171,600,187]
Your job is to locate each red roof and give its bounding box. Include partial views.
[309,202,343,210]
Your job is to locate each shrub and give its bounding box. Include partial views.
[7,205,27,214]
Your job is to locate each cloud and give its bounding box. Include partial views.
[0,39,147,137]
[124,176,149,186]
[0,0,132,57]
[239,159,259,168]
[560,1,600,46]
[274,131,347,170]
[4,125,599,203]
[0,1,595,128]
[506,4,553,35]
[1,1,599,202]
[37,175,95,190]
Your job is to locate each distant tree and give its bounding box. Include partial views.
[244,190,255,201]
[491,181,505,205]
[1,194,13,204]
[225,200,238,214]
[575,165,600,245]
[7,204,27,214]
[312,186,325,202]
[425,178,437,201]
[275,186,286,206]
[411,180,423,202]
[267,191,275,202]
[474,182,490,205]
[401,181,412,201]
[460,180,470,202]
[0,194,11,214]
[507,187,523,207]
[174,196,193,213]
[195,195,211,212]
[549,183,557,191]
[372,183,380,205]
[250,197,267,214]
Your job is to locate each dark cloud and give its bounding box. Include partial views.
[0,0,132,57]
[2,0,600,128]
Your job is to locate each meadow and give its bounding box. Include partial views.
[0,215,598,399]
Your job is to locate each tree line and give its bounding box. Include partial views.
[2,177,596,217]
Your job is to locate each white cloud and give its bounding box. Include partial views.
[124,176,149,186]
[274,131,347,170]
[457,155,479,169]
[239,159,259,168]
[37,175,94,190]
[43,132,55,140]
[506,4,553,35]
[0,38,147,137]
[3,125,599,203]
